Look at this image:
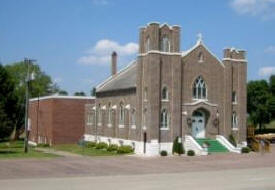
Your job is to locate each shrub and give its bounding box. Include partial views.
[241,147,251,153]
[172,136,185,155]
[187,150,195,156]
[228,134,237,147]
[95,142,108,150]
[160,150,168,156]
[117,145,134,154]
[86,142,97,148]
[107,144,119,152]
[37,143,50,148]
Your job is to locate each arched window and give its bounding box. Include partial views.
[198,52,204,62]
[161,36,170,52]
[160,109,169,129]
[232,112,238,129]
[145,37,150,52]
[232,91,237,103]
[108,103,112,126]
[193,76,207,100]
[162,87,168,100]
[119,102,124,125]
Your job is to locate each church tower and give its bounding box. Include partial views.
[136,22,182,154]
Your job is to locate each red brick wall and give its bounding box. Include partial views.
[29,97,94,145]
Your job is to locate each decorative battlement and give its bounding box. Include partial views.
[139,22,181,54]
[223,48,246,60]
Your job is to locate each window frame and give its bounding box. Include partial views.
[192,76,207,100]
[160,36,170,52]
[160,109,169,130]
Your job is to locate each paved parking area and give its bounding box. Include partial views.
[0,145,274,180]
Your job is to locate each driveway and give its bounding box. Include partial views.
[0,145,274,180]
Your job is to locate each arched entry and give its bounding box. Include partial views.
[192,110,206,138]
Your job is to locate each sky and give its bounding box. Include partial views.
[0,0,275,95]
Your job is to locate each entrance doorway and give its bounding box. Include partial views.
[192,110,206,138]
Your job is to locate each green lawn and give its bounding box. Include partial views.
[53,144,118,156]
[0,140,58,159]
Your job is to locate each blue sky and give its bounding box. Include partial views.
[1,0,275,95]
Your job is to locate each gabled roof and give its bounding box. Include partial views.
[96,61,137,93]
[182,39,225,67]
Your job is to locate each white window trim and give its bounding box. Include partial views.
[131,125,136,129]
[107,123,112,128]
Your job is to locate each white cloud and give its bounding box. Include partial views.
[230,0,275,19]
[265,45,275,53]
[92,0,109,6]
[259,67,275,76]
[78,39,138,66]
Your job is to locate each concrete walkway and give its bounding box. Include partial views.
[35,147,83,157]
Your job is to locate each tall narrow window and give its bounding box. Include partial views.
[160,109,169,129]
[193,76,207,100]
[162,87,168,100]
[144,87,148,101]
[161,36,170,52]
[145,37,150,52]
[108,103,112,126]
[131,109,136,127]
[87,112,94,125]
[232,112,238,129]
[198,52,204,62]
[98,104,102,125]
[119,102,124,125]
[232,91,237,103]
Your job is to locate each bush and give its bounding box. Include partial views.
[37,143,50,148]
[117,145,134,154]
[95,142,108,150]
[160,150,168,156]
[172,136,185,155]
[241,147,251,153]
[187,150,195,156]
[107,144,118,152]
[228,134,237,147]
[86,142,96,148]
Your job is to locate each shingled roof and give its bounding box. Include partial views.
[96,61,137,93]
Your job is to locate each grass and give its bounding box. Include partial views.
[53,144,118,156]
[0,140,58,160]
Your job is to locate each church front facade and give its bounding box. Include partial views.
[84,22,247,155]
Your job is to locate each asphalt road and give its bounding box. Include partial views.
[1,167,274,190]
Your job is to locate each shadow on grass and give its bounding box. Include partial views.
[0,150,17,154]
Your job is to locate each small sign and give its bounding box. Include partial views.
[178,137,182,143]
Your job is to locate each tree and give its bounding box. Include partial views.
[0,64,18,140]
[270,75,275,96]
[58,90,68,96]
[5,61,60,139]
[247,80,271,131]
[91,87,96,96]
[74,91,86,96]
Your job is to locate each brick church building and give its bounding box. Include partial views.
[84,22,247,155]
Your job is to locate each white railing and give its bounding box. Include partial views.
[216,135,241,153]
[184,135,208,156]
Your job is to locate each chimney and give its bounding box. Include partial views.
[111,51,117,76]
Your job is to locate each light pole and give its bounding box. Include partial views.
[24,58,36,153]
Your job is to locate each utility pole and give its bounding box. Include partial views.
[24,58,30,153]
[24,58,36,153]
